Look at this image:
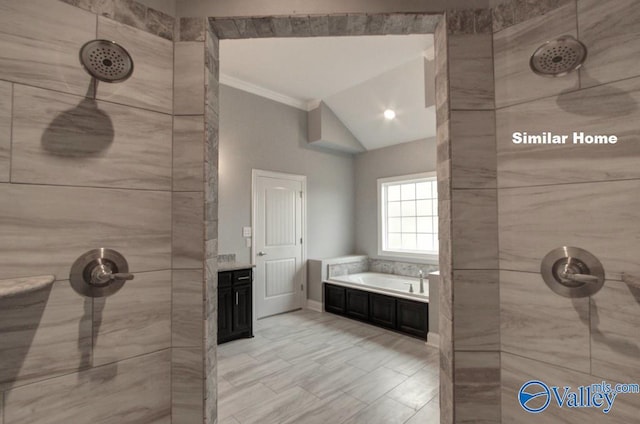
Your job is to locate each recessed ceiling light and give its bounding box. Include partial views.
[384,109,396,120]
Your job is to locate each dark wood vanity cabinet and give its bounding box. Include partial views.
[324,283,428,339]
[218,268,253,344]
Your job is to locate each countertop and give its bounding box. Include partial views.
[218,262,255,272]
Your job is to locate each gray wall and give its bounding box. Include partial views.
[219,84,356,264]
[354,137,437,261]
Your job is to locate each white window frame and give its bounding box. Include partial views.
[377,171,438,262]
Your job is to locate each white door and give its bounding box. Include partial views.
[253,171,305,319]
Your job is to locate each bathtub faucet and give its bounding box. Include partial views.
[419,270,425,294]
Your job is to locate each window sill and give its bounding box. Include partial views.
[377,250,439,264]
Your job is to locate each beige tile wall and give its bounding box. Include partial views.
[0,184,171,279]
[0,1,175,423]
[450,110,496,190]
[0,0,95,97]
[174,115,206,191]
[494,2,579,108]
[96,17,174,114]
[454,351,500,423]
[93,270,171,366]
[433,18,454,424]
[502,353,639,424]
[0,82,11,183]
[173,269,205,348]
[0,281,92,390]
[4,350,171,424]
[498,180,640,279]
[11,85,172,190]
[175,42,206,115]
[172,34,206,424]
[578,0,640,88]
[204,23,220,424]
[496,1,640,421]
[497,76,640,188]
[173,347,205,423]
[444,10,501,424]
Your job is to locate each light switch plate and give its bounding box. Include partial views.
[242,226,252,237]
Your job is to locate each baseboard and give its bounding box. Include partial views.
[306,299,323,312]
[426,332,440,348]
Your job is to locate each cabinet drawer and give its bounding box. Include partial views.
[233,269,252,283]
[219,271,232,288]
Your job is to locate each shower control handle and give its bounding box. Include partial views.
[90,263,135,286]
[109,272,135,281]
[70,248,133,298]
[541,247,605,298]
[257,251,267,256]
[559,271,599,284]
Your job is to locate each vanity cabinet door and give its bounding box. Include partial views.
[324,284,346,314]
[233,283,252,335]
[397,299,428,338]
[369,293,396,329]
[346,288,369,320]
[218,286,233,343]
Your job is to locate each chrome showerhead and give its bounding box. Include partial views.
[80,40,134,83]
[529,35,587,77]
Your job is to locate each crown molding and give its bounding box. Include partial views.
[220,74,319,111]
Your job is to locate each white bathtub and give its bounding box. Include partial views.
[327,272,429,303]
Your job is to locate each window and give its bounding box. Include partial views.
[378,172,438,259]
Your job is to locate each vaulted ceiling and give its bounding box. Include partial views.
[220,34,436,151]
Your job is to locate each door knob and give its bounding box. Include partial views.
[257,251,267,256]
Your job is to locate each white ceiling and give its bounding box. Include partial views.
[323,57,435,150]
[220,34,436,151]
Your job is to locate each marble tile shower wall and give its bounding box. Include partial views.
[494,1,640,422]
[368,259,438,278]
[0,1,176,423]
[327,258,369,277]
[323,256,438,279]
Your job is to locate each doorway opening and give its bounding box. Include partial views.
[209,12,449,424]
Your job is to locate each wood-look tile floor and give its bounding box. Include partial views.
[218,309,440,424]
